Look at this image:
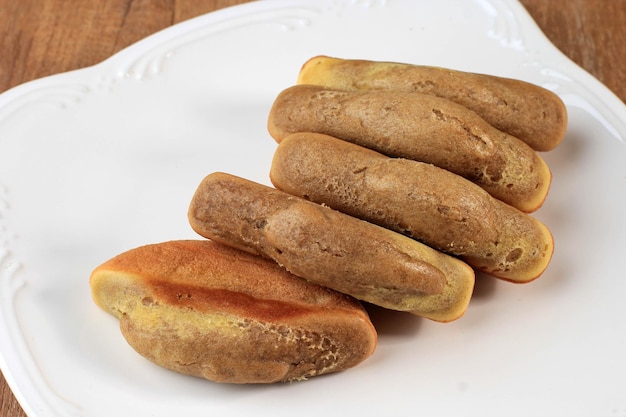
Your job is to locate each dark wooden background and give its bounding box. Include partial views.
[1,1,624,416]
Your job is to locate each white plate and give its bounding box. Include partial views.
[1,0,625,416]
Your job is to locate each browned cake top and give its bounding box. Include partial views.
[92,240,366,322]
[90,240,378,383]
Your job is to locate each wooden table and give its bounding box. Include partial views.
[1,1,624,416]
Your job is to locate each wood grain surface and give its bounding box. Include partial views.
[1,1,624,416]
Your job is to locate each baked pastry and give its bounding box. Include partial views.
[270,132,554,283]
[268,84,551,212]
[90,240,377,383]
[297,55,568,152]
[188,172,475,322]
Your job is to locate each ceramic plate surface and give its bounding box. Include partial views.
[1,1,625,416]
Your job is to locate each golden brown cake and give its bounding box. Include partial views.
[270,132,554,283]
[268,84,551,212]
[90,240,377,383]
[188,172,475,322]
[297,55,567,152]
